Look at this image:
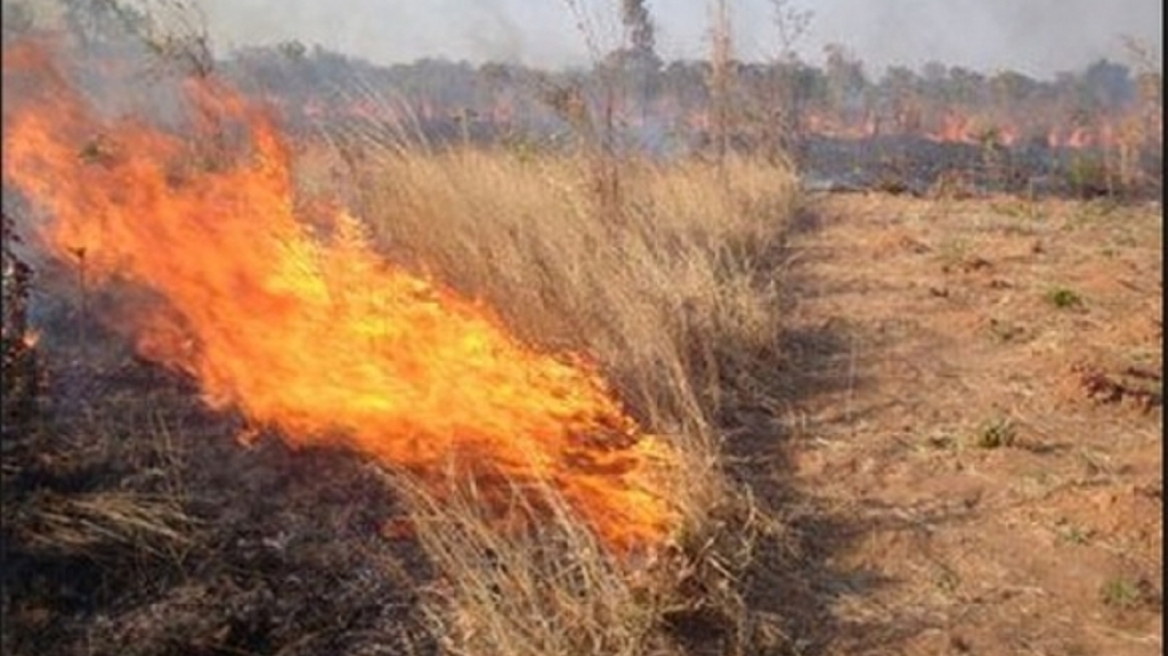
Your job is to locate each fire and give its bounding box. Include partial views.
[21,330,40,349]
[2,43,679,553]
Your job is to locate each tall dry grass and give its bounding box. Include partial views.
[7,2,799,653]
[304,146,797,427]
[294,139,800,654]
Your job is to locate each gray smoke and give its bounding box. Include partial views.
[183,0,1159,78]
[800,0,1162,78]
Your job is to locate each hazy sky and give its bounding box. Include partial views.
[199,0,1163,79]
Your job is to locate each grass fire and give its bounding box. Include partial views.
[2,2,1161,656]
[3,41,681,555]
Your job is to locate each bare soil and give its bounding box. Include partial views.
[747,193,1162,655]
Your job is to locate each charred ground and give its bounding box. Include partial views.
[1,308,436,656]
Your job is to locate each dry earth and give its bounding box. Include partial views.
[748,193,1162,655]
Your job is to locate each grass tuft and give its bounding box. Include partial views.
[1046,287,1083,309]
[975,416,1017,449]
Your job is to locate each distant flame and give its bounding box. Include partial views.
[2,41,679,553]
[21,330,40,349]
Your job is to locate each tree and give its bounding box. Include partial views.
[823,43,867,121]
[823,44,866,104]
[761,0,814,162]
[708,0,734,162]
[1080,58,1135,110]
[945,66,986,105]
[54,0,212,77]
[881,65,922,133]
[621,0,656,59]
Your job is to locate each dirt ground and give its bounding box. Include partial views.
[748,193,1162,655]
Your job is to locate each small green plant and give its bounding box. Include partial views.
[1101,577,1143,609]
[1058,524,1092,545]
[1046,287,1082,309]
[934,564,961,594]
[975,416,1016,449]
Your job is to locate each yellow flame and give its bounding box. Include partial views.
[2,41,680,552]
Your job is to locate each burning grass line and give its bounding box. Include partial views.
[3,55,691,555]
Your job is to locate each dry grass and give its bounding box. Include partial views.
[397,474,673,656]
[305,146,798,427]
[8,489,196,558]
[340,142,799,509]
[1,376,200,564]
[292,142,801,654]
[391,459,782,656]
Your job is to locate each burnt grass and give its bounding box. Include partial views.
[797,134,1163,201]
[2,312,436,656]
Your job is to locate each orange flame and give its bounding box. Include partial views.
[2,42,679,553]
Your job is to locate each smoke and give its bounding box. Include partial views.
[11,0,1159,78]
[798,0,1162,78]
[462,2,526,65]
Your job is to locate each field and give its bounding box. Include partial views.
[1,29,1164,656]
[753,193,1162,654]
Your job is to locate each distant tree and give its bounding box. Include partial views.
[922,61,947,86]
[823,42,867,115]
[1080,58,1135,109]
[944,66,986,105]
[620,0,656,59]
[990,69,1038,114]
[762,0,814,162]
[277,39,307,62]
[881,65,922,133]
[662,59,710,109]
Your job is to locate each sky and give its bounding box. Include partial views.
[197,0,1163,79]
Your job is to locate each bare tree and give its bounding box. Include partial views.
[621,0,655,56]
[54,0,212,77]
[764,0,813,164]
[708,0,733,165]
